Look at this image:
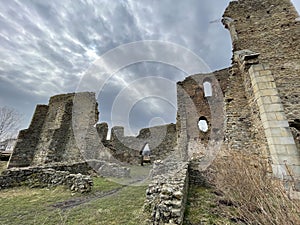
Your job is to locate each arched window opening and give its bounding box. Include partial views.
[198,116,209,132]
[141,143,151,156]
[140,143,151,166]
[203,81,212,97]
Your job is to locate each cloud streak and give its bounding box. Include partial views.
[0,0,232,134]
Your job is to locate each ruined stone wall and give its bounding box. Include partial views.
[32,94,81,164]
[223,66,262,152]
[176,69,228,162]
[223,0,300,178]
[223,0,300,135]
[8,105,49,168]
[143,160,189,225]
[103,124,177,164]
[9,91,177,171]
[96,122,109,142]
[0,163,93,193]
[8,92,103,169]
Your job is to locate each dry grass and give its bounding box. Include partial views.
[212,151,300,225]
[0,160,7,174]
[184,184,236,225]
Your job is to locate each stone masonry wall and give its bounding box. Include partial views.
[0,162,93,193]
[8,105,49,168]
[143,160,189,225]
[248,63,300,178]
[8,92,102,169]
[223,65,262,153]
[176,69,228,163]
[102,123,177,164]
[223,0,300,145]
[223,0,300,179]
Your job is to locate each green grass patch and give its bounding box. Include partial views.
[0,176,147,225]
[184,185,235,225]
[60,185,147,225]
[106,165,152,186]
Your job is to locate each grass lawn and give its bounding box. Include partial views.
[0,176,147,225]
[107,164,152,186]
[184,184,236,225]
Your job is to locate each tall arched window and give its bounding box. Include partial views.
[203,81,212,97]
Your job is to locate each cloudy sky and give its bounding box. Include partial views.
[0,0,299,136]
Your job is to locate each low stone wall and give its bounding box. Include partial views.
[0,163,93,193]
[143,160,189,225]
[43,162,92,175]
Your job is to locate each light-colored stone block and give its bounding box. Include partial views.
[265,127,283,137]
[268,144,288,155]
[260,103,284,113]
[251,76,274,86]
[257,82,276,90]
[287,165,300,177]
[272,137,296,145]
[252,83,259,93]
[285,144,299,155]
[251,64,264,71]
[255,89,279,97]
[261,96,273,104]
[271,164,288,178]
[275,112,287,120]
[249,70,261,80]
[260,111,268,123]
[262,120,289,128]
[262,64,270,70]
[259,70,272,76]
[255,95,279,107]
[260,112,277,123]
[249,66,255,74]
[254,94,274,107]
[270,96,281,104]
[280,127,294,137]
[271,154,300,165]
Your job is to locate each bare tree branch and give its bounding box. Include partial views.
[0,107,22,141]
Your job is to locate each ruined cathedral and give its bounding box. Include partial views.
[2,0,300,224]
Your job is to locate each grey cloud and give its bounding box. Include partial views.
[0,0,232,135]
